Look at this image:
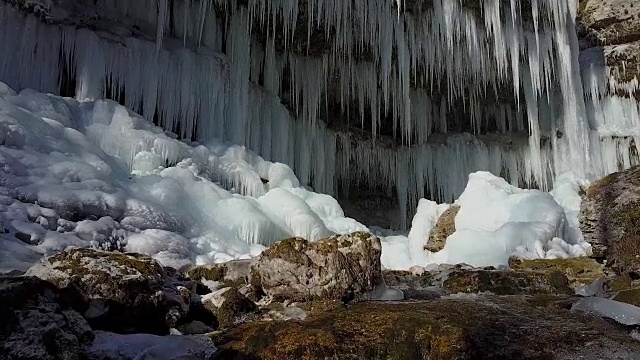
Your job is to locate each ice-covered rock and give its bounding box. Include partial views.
[573,297,640,325]
[0,276,94,360]
[25,248,189,334]
[87,331,217,360]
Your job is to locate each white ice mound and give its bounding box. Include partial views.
[0,82,371,271]
[442,172,589,267]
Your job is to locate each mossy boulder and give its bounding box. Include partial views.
[425,205,459,252]
[201,287,258,328]
[25,248,189,335]
[250,232,382,302]
[0,276,94,360]
[579,167,640,275]
[213,296,640,360]
[509,257,606,291]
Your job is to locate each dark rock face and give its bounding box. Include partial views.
[24,248,190,335]
[0,276,94,360]
[213,296,640,360]
[250,232,382,302]
[579,167,640,274]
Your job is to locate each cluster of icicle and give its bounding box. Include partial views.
[0,0,639,228]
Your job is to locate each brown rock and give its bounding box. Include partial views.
[425,205,460,252]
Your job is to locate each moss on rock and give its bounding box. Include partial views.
[442,269,573,296]
[214,296,640,359]
[509,257,605,290]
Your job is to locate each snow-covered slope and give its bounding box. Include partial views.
[0,83,366,272]
[0,83,590,272]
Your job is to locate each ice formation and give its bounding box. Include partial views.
[573,298,640,326]
[0,84,369,271]
[0,0,638,228]
[0,84,591,272]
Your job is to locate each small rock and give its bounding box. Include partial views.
[201,287,257,328]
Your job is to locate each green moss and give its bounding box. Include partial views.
[443,270,572,295]
[613,288,640,307]
[510,258,605,288]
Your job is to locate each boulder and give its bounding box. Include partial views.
[0,276,94,360]
[25,248,190,335]
[213,296,640,360]
[579,167,640,274]
[425,205,459,252]
[201,287,257,328]
[250,232,382,302]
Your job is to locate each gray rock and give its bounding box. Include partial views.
[250,232,382,302]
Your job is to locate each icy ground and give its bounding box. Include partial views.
[0,83,591,272]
